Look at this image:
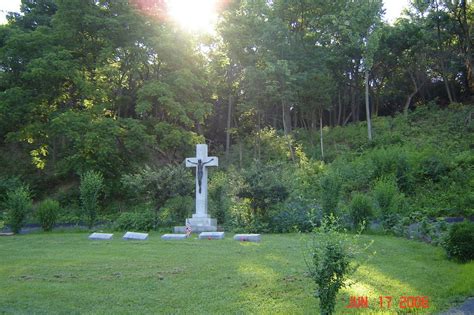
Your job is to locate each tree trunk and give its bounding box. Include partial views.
[256,110,261,161]
[365,69,372,141]
[404,73,421,116]
[343,111,352,126]
[337,90,342,126]
[442,72,455,104]
[461,1,474,95]
[239,140,243,169]
[281,100,295,162]
[351,65,360,122]
[225,94,232,159]
[319,109,324,160]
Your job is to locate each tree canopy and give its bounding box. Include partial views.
[0,0,472,198]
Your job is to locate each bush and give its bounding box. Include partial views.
[349,193,372,229]
[305,215,373,315]
[237,162,289,221]
[114,211,155,232]
[4,185,32,233]
[209,170,233,225]
[159,196,193,226]
[443,221,474,262]
[372,176,407,230]
[228,199,270,233]
[419,153,449,182]
[271,201,318,233]
[373,176,398,215]
[80,171,104,229]
[370,147,400,179]
[395,154,414,194]
[36,198,60,232]
[320,173,341,215]
[0,176,22,199]
[121,165,193,218]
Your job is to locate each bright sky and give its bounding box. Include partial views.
[0,0,21,24]
[383,0,410,24]
[0,0,409,26]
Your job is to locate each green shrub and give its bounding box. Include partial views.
[443,221,474,262]
[271,201,318,233]
[237,163,289,221]
[228,199,270,233]
[395,154,414,194]
[373,176,407,230]
[370,148,400,179]
[0,176,22,199]
[305,215,373,315]
[209,170,233,224]
[114,211,155,232]
[80,171,104,229]
[121,164,193,213]
[419,154,449,182]
[0,210,5,229]
[320,173,341,215]
[36,198,60,232]
[349,193,372,229]
[373,177,398,214]
[159,196,193,226]
[4,185,32,233]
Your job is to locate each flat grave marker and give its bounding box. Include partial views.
[88,233,113,240]
[161,234,187,240]
[234,234,261,242]
[123,232,148,240]
[199,231,225,240]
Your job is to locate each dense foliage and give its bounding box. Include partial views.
[443,221,474,262]
[36,198,60,231]
[80,170,104,229]
[0,1,472,238]
[4,185,32,233]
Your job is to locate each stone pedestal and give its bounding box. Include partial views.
[174,214,217,233]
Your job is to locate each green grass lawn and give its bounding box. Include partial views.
[0,232,472,314]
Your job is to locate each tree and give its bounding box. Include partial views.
[80,170,104,229]
[4,185,32,233]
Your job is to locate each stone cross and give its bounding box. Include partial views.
[185,144,218,218]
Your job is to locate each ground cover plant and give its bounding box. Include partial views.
[1,232,473,314]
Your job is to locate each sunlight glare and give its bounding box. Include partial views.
[166,0,218,33]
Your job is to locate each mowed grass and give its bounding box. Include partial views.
[0,232,473,314]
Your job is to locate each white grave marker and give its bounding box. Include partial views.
[123,232,148,240]
[233,234,261,242]
[199,232,225,240]
[161,234,187,240]
[88,233,113,240]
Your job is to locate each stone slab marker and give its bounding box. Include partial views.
[123,232,148,240]
[88,233,113,240]
[199,232,225,240]
[176,144,218,233]
[161,234,187,240]
[233,234,261,242]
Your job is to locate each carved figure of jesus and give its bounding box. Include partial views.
[186,158,214,193]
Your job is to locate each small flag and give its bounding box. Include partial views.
[185,224,192,237]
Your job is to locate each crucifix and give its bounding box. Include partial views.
[185,144,218,218]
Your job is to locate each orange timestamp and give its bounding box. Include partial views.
[345,295,430,309]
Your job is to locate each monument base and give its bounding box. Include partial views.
[174,215,218,233]
[174,225,217,233]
